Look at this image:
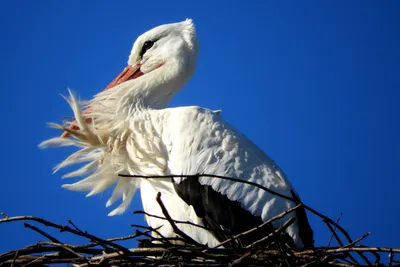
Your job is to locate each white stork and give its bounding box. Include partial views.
[40,19,314,248]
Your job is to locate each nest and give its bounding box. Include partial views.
[0,174,399,267]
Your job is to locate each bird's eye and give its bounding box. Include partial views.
[140,40,155,58]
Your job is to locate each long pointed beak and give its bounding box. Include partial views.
[61,64,144,138]
[103,64,144,90]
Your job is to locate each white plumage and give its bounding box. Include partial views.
[40,19,313,248]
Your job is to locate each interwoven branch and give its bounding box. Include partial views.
[0,174,398,267]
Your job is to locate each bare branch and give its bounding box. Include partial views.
[0,215,130,254]
[211,204,301,249]
[155,192,203,247]
[24,223,61,243]
[325,213,342,249]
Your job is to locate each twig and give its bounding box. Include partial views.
[130,224,174,246]
[38,241,86,259]
[24,223,61,243]
[320,231,371,266]
[68,220,83,233]
[10,250,18,267]
[134,210,226,233]
[155,192,203,247]
[342,232,371,248]
[0,216,130,254]
[309,206,372,265]
[135,229,174,245]
[324,221,359,264]
[267,220,291,267]
[119,173,296,202]
[212,204,301,249]
[325,213,342,249]
[246,217,296,248]
[228,251,251,267]
[107,228,155,242]
[296,247,400,255]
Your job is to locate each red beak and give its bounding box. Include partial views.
[61,65,144,138]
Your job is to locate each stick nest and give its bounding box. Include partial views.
[0,174,398,267]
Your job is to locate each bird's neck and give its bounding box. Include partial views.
[121,83,177,110]
[87,75,184,131]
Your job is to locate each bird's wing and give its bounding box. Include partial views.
[162,106,313,247]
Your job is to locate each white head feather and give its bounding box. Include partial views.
[90,19,198,124]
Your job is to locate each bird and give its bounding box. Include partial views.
[39,19,314,248]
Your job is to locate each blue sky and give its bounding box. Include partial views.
[0,0,399,254]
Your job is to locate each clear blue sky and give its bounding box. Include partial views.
[0,0,399,254]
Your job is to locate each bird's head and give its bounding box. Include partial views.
[62,19,198,137]
[106,19,198,93]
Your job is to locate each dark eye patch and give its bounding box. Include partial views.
[140,40,155,58]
